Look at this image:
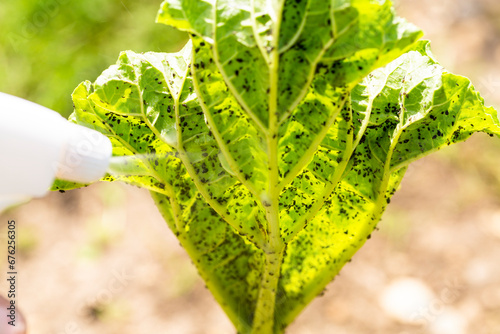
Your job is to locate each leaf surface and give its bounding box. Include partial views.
[52,2,500,334]
[56,47,270,332]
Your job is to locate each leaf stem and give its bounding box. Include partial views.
[252,1,286,332]
[250,250,284,334]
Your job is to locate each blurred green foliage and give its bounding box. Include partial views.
[0,0,188,117]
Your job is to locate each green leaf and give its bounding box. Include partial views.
[190,36,271,208]
[277,166,407,328]
[158,2,421,330]
[56,46,269,333]
[354,40,500,172]
[51,179,87,192]
[322,1,422,83]
[157,0,422,124]
[54,1,500,334]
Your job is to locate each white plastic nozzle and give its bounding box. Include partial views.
[0,92,112,211]
[56,122,112,183]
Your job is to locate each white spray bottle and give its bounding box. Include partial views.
[0,92,112,212]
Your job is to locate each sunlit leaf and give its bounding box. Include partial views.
[53,2,500,334]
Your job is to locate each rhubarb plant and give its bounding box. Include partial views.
[53,0,500,333]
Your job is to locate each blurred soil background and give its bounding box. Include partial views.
[1,0,500,333]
